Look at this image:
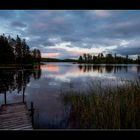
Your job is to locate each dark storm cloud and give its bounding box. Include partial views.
[113,40,140,55]
[113,46,140,55]
[0,10,140,58]
[101,20,140,39]
[0,10,17,19]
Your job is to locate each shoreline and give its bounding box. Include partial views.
[0,64,40,69]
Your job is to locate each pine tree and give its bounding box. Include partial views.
[78,55,83,63]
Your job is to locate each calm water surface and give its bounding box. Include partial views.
[0,63,140,128]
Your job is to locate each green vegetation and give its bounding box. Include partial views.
[62,79,140,129]
[0,34,41,68]
[78,53,140,64]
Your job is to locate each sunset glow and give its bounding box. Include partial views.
[42,53,60,58]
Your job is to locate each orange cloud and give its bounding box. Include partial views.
[42,53,60,58]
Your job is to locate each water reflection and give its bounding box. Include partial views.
[137,66,140,73]
[41,63,140,84]
[0,65,41,97]
[41,64,59,72]
[0,63,140,129]
[78,64,129,73]
[33,65,42,79]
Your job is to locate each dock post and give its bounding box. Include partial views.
[22,86,25,103]
[4,92,7,105]
[30,102,34,128]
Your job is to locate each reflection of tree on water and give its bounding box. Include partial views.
[113,66,128,73]
[137,66,140,73]
[0,70,15,93]
[78,65,128,74]
[105,66,114,73]
[0,65,41,103]
[32,65,41,80]
[137,66,140,80]
[78,65,103,73]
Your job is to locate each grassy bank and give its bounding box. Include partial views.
[62,79,140,129]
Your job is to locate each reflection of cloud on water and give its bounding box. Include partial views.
[36,63,140,93]
[41,64,139,83]
[44,71,118,83]
[31,83,40,88]
[49,82,59,86]
[41,64,59,72]
[129,66,137,73]
[27,83,31,87]
[32,63,140,95]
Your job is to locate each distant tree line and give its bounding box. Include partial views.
[78,53,140,64]
[41,58,77,62]
[0,34,41,65]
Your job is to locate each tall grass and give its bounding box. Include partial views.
[62,79,140,129]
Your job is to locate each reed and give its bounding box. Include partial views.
[62,78,140,129]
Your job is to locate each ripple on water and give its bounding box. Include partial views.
[32,83,40,88]
[49,82,59,86]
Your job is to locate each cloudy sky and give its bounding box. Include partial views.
[0,10,140,59]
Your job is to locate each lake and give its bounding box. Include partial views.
[0,63,140,129]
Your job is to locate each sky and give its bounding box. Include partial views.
[0,10,140,59]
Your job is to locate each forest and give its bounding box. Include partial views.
[78,53,140,64]
[0,34,41,67]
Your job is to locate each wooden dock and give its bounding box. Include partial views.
[0,102,33,130]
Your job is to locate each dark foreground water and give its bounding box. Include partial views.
[0,63,140,129]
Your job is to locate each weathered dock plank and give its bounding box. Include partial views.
[0,103,33,130]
